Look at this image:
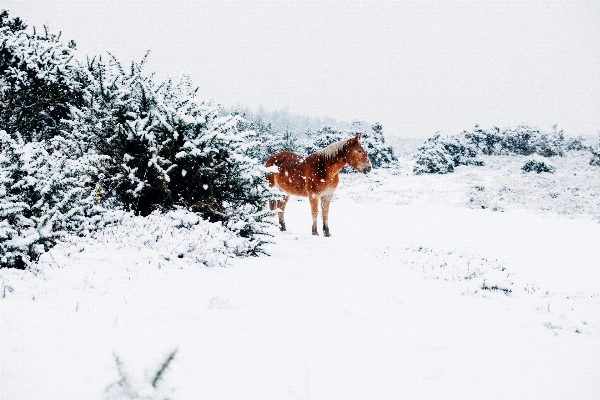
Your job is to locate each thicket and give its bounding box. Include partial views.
[240,114,397,171]
[414,125,575,174]
[0,11,276,268]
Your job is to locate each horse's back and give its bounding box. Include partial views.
[265,151,304,169]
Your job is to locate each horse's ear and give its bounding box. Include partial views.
[355,133,362,140]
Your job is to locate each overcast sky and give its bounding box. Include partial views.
[5,1,600,138]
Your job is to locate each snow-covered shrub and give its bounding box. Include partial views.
[413,133,483,175]
[463,124,567,157]
[237,115,299,164]
[0,12,85,142]
[365,122,397,168]
[300,122,396,171]
[563,136,586,151]
[521,159,556,174]
[589,135,600,166]
[0,131,104,269]
[301,126,347,156]
[92,209,260,265]
[70,54,276,247]
[415,125,568,174]
[300,126,353,173]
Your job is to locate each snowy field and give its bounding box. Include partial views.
[2,151,600,399]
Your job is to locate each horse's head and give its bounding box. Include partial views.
[345,134,372,174]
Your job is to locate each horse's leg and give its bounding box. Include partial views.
[309,194,319,236]
[276,195,290,231]
[320,193,333,237]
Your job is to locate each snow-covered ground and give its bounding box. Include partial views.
[2,151,600,399]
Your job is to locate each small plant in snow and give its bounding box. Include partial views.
[105,349,177,400]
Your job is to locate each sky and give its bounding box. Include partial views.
[4,1,600,138]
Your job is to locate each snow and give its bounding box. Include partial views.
[2,152,600,399]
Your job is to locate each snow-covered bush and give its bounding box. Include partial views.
[70,54,276,247]
[0,131,104,269]
[365,122,397,168]
[415,125,568,174]
[521,159,556,174]
[413,133,483,175]
[564,136,587,151]
[0,12,85,142]
[237,115,299,164]
[300,122,396,171]
[590,133,600,167]
[301,125,347,156]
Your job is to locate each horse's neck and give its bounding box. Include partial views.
[325,156,348,176]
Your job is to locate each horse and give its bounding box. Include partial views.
[265,134,372,237]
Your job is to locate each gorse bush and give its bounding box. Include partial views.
[413,133,484,175]
[521,159,556,174]
[590,133,600,167]
[0,131,104,268]
[70,54,277,245]
[0,10,278,267]
[0,13,84,142]
[0,12,103,268]
[300,122,397,171]
[237,115,299,164]
[415,125,570,174]
[235,110,397,171]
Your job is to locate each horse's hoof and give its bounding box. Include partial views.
[312,230,319,236]
[280,225,286,231]
[324,232,331,237]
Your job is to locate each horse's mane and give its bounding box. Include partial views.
[315,138,349,161]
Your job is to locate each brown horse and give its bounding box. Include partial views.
[265,134,372,236]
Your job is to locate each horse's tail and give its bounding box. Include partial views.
[269,200,277,211]
[265,155,278,188]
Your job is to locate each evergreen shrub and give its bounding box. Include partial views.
[415,125,569,175]
[521,159,556,174]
